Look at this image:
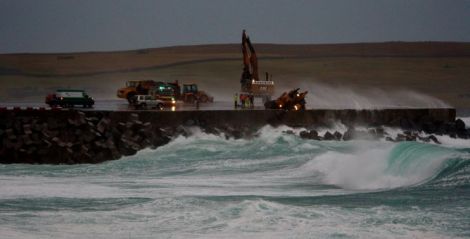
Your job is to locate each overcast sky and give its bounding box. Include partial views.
[1,0,469,53]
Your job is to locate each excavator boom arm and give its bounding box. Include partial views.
[246,37,259,81]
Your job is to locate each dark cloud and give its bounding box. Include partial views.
[0,0,469,53]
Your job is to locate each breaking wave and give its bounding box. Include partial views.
[0,125,469,238]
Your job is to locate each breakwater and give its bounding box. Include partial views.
[0,108,464,164]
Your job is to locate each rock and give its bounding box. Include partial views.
[299,130,309,139]
[67,118,78,126]
[406,135,417,141]
[455,119,466,131]
[342,128,355,141]
[96,118,111,134]
[418,135,430,143]
[323,131,335,140]
[343,128,374,140]
[455,119,468,139]
[117,122,127,132]
[299,130,320,140]
[428,135,441,144]
[229,129,243,139]
[203,127,220,136]
[443,122,456,136]
[81,130,96,143]
[457,131,468,139]
[130,113,139,122]
[86,117,99,123]
[175,125,190,137]
[375,127,385,138]
[333,131,343,141]
[421,121,437,134]
[23,124,32,134]
[143,122,152,130]
[283,130,295,135]
[395,134,406,142]
[385,136,395,142]
[47,118,59,129]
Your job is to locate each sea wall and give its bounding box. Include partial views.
[0,108,462,164]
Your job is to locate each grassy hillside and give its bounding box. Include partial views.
[1,42,470,76]
[0,42,469,108]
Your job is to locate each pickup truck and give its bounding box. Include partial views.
[45,89,94,108]
[130,95,166,110]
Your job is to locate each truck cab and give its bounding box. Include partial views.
[148,82,178,104]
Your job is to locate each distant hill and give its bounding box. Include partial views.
[1,42,469,76]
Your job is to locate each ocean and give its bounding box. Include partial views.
[0,124,469,238]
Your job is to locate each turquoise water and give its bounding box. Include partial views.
[0,126,469,238]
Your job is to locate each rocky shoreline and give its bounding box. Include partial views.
[0,108,465,164]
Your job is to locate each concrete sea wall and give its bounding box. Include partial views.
[0,108,462,164]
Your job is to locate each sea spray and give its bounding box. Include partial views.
[289,82,451,109]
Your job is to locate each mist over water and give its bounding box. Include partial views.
[0,126,469,238]
[293,83,450,109]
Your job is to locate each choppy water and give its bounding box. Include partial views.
[1,125,469,238]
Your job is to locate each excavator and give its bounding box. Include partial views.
[239,30,307,110]
[240,30,275,103]
[264,88,308,111]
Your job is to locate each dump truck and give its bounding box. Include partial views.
[117,80,157,102]
[45,89,94,108]
[264,88,308,111]
[117,80,211,104]
[240,30,275,103]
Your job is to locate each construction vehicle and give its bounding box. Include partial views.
[148,82,179,104]
[181,84,214,103]
[130,95,166,110]
[264,88,308,111]
[240,30,275,103]
[46,89,94,108]
[117,80,211,104]
[117,80,157,102]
